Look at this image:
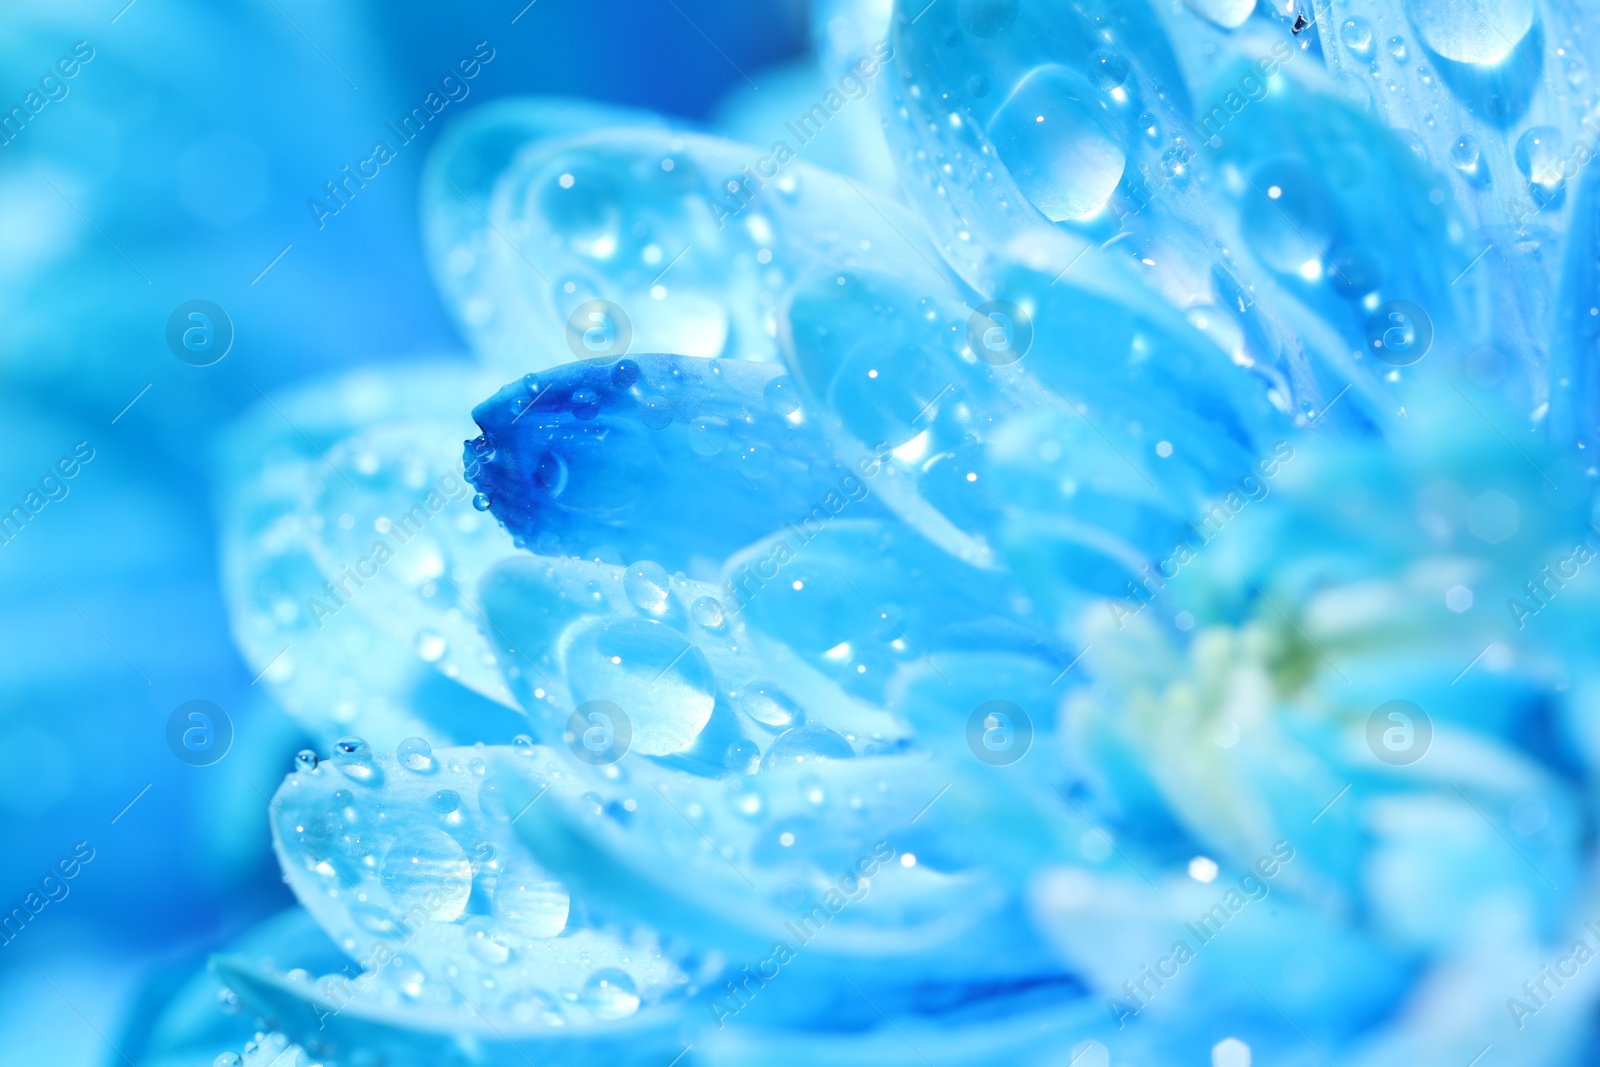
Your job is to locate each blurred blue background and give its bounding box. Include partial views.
[0,2,804,1060]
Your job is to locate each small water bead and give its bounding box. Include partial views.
[1451,134,1481,171]
[1087,50,1130,92]
[214,1055,243,1067]
[216,986,241,1013]
[687,415,731,456]
[581,967,641,1019]
[1516,126,1567,197]
[334,736,381,784]
[1341,17,1375,60]
[507,989,565,1026]
[689,595,726,630]
[610,358,641,388]
[761,724,855,770]
[736,682,804,728]
[1387,36,1408,63]
[493,864,571,938]
[462,915,515,965]
[472,492,492,511]
[623,560,673,615]
[415,630,447,663]
[571,388,601,420]
[763,375,802,418]
[380,827,473,922]
[640,395,674,429]
[511,733,536,755]
[397,736,435,772]
[430,789,462,814]
[294,749,319,772]
[724,739,762,774]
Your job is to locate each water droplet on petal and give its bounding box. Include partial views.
[1087,49,1129,91]
[724,739,762,774]
[690,595,726,630]
[1340,16,1374,59]
[462,915,515,964]
[1182,0,1256,29]
[295,749,319,772]
[564,617,716,756]
[1407,0,1532,65]
[623,560,673,615]
[736,682,804,728]
[333,736,381,784]
[380,827,472,922]
[397,736,435,772]
[987,65,1125,222]
[761,724,854,771]
[493,863,571,938]
[581,967,641,1019]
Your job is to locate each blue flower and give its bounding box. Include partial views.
[150,1,1600,1065]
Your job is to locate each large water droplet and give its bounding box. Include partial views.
[1087,50,1129,92]
[1341,16,1375,59]
[564,616,716,756]
[987,65,1126,223]
[689,595,726,630]
[1406,0,1533,65]
[397,736,435,773]
[1182,0,1255,28]
[761,724,854,771]
[581,967,641,1019]
[1240,162,1336,280]
[380,827,472,922]
[493,864,571,938]
[735,682,804,729]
